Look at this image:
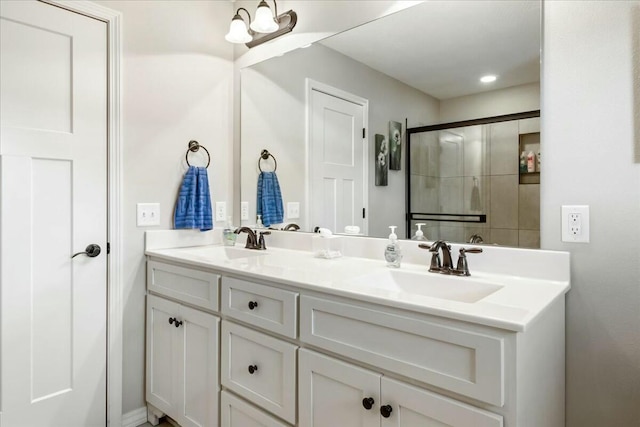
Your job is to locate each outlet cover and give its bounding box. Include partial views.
[240,201,249,221]
[561,205,589,243]
[215,202,227,222]
[137,203,160,226]
[287,202,300,219]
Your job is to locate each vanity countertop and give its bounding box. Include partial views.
[146,243,570,332]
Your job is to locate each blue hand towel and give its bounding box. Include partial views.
[257,171,284,227]
[174,166,213,231]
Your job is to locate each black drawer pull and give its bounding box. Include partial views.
[248,301,259,310]
[248,364,258,374]
[362,397,375,410]
[380,405,393,418]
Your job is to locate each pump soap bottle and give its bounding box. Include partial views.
[384,226,402,268]
[411,223,428,241]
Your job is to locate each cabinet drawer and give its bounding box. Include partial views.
[222,277,298,338]
[300,295,505,406]
[147,261,219,311]
[221,391,291,427]
[221,321,297,424]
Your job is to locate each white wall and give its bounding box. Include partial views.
[95,0,234,414]
[233,1,423,67]
[542,1,640,425]
[240,44,439,237]
[439,82,540,123]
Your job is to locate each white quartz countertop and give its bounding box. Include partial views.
[146,244,570,332]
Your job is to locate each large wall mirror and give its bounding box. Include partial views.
[240,0,541,247]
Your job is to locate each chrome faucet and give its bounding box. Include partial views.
[419,240,483,276]
[283,223,300,231]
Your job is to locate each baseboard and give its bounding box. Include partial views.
[122,406,148,427]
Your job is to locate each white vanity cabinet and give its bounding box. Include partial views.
[145,251,565,427]
[146,294,220,427]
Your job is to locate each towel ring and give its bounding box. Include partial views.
[258,149,277,172]
[185,140,210,168]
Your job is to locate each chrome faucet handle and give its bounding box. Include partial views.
[258,231,271,250]
[455,247,483,276]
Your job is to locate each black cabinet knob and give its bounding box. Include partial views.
[248,301,259,310]
[248,364,258,374]
[168,317,183,328]
[362,397,375,410]
[380,405,393,418]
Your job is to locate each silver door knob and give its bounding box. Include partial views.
[72,244,101,258]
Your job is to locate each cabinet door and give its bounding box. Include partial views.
[299,349,380,427]
[178,304,220,427]
[380,378,503,427]
[146,294,180,417]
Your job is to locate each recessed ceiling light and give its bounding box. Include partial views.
[480,75,497,83]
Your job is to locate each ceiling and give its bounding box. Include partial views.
[319,0,541,100]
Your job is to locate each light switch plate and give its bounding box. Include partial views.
[287,202,300,219]
[137,203,160,226]
[561,205,589,243]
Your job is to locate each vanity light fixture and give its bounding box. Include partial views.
[480,75,497,83]
[225,0,297,49]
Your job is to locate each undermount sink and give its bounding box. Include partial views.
[348,269,503,303]
[221,247,270,259]
[184,246,269,260]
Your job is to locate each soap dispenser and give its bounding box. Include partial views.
[384,226,402,268]
[411,223,428,241]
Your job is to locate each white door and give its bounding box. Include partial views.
[0,1,108,425]
[310,88,367,234]
[299,349,380,427]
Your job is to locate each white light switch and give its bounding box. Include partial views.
[137,203,160,226]
[287,202,300,219]
[215,202,227,222]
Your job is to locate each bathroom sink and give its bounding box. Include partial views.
[182,246,269,260]
[220,247,270,259]
[348,269,503,303]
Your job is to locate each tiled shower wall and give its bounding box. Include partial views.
[409,117,540,248]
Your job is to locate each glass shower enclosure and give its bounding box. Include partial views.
[406,111,541,247]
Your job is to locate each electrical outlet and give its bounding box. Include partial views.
[215,202,226,222]
[287,202,300,219]
[562,205,589,243]
[240,202,249,221]
[137,203,160,227]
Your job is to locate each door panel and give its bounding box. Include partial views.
[310,89,367,234]
[0,1,108,425]
[299,349,380,427]
[146,295,178,415]
[380,377,503,427]
[181,304,220,427]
